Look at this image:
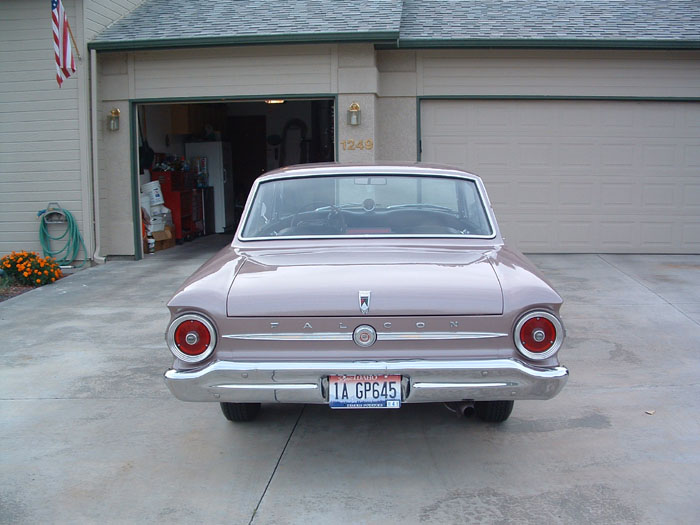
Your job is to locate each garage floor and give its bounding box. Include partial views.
[1,238,699,524]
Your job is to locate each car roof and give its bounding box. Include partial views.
[255,162,483,183]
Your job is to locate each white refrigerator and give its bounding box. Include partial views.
[185,142,234,233]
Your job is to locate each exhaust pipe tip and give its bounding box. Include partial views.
[461,405,475,418]
[444,401,475,418]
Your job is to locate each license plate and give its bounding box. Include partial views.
[328,375,402,409]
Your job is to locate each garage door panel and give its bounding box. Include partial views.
[516,143,553,167]
[640,222,676,250]
[601,182,640,208]
[559,182,596,208]
[515,182,552,207]
[599,221,639,249]
[682,184,700,207]
[557,143,597,168]
[643,144,677,167]
[558,220,597,251]
[422,99,700,253]
[425,141,469,168]
[684,145,700,167]
[503,218,556,252]
[472,142,510,167]
[682,223,700,249]
[600,143,637,168]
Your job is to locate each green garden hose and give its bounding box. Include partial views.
[38,203,88,268]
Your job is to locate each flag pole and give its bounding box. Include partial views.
[65,18,81,60]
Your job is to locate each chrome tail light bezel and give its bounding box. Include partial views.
[166,313,217,363]
[514,310,564,360]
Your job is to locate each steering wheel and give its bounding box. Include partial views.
[290,202,346,233]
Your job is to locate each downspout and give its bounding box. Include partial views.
[90,49,106,264]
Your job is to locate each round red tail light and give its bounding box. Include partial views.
[166,314,216,363]
[514,311,563,360]
[174,320,211,355]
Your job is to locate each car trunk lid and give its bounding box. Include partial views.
[226,248,503,316]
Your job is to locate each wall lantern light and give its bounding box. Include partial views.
[347,102,361,126]
[108,108,120,131]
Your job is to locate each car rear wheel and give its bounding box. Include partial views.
[220,402,261,422]
[474,400,514,423]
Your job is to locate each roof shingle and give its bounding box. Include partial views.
[400,0,700,43]
[91,0,403,48]
[89,0,700,50]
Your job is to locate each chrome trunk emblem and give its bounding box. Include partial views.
[353,325,376,347]
[359,291,371,315]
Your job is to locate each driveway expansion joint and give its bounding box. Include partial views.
[248,405,305,525]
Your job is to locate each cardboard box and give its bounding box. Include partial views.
[152,226,173,241]
[144,226,175,254]
[155,238,176,251]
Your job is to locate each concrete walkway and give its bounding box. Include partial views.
[1,238,699,524]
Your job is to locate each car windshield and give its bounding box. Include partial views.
[240,174,493,239]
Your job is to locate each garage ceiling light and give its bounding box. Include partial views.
[265,99,285,104]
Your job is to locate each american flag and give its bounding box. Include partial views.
[51,0,76,87]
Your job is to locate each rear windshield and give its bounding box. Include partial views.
[241,175,493,239]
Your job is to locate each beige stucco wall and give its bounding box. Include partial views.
[376,50,418,162]
[97,53,132,255]
[416,49,700,98]
[336,45,377,164]
[94,45,700,256]
[375,97,417,162]
[96,43,385,255]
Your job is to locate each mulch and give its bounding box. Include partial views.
[0,284,33,303]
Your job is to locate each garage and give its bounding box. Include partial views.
[421,99,700,253]
[136,98,334,253]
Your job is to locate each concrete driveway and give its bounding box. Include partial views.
[1,238,699,524]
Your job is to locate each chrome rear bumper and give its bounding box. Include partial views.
[164,359,568,404]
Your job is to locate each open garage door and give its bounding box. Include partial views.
[135,98,334,255]
[421,99,700,253]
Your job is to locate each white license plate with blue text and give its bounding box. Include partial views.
[329,375,402,409]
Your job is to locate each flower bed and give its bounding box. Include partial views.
[1,251,63,287]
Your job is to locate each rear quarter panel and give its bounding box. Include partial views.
[488,245,564,367]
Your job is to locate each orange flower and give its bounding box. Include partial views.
[36,279,41,284]
[51,277,55,282]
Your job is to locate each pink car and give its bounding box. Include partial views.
[164,164,567,423]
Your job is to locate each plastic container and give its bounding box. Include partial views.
[141,180,164,206]
[150,215,166,232]
[139,193,151,214]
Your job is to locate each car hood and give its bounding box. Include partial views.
[226,247,503,317]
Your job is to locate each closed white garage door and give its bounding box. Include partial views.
[421,99,700,253]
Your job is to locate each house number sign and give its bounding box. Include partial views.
[341,139,374,151]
